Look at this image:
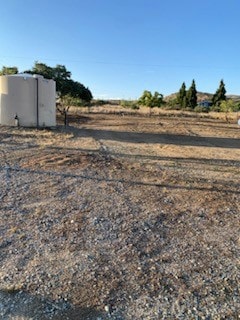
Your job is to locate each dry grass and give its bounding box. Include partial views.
[0,109,239,319]
[69,104,240,122]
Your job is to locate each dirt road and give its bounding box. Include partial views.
[0,111,239,319]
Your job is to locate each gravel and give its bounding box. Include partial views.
[0,119,239,319]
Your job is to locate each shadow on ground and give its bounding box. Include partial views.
[65,126,240,149]
[1,122,239,149]
[0,290,112,320]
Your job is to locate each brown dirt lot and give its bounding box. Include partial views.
[0,110,239,319]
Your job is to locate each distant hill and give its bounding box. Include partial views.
[165,91,240,102]
[226,94,240,102]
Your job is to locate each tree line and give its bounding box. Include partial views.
[177,79,228,110]
[1,65,239,114]
[137,79,232,111]
[0,63,93,103]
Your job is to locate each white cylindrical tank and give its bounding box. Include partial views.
[0,74,56,127]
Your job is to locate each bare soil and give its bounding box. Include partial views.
[0,110,239,319]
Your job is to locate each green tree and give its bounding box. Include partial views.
[24,62,92,101]
[138,90,153,107]
[186,79,197,109]
[0,66,18,75]
[25,61,92,126]
[25,62,54,78]
[177,82,187,108]
[219,99,240,122]
[212,79,226,107]
[63,79,93,101]
[152,91,164,107]
[56,94,76,126]
[138,90,164,114]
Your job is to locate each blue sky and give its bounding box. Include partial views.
[1,0,240,99]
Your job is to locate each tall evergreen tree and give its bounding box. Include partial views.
[177,82,187,108]
[212,79,226,106]
[186,79,197,109]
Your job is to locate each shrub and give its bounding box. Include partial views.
[130,103,140,110]
[194,106,209,113]
[219,100,240,112]
[120,100,139,109]
[94,99,109,106]
[210,104,221,112]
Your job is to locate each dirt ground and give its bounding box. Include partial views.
[0,109,239,319]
